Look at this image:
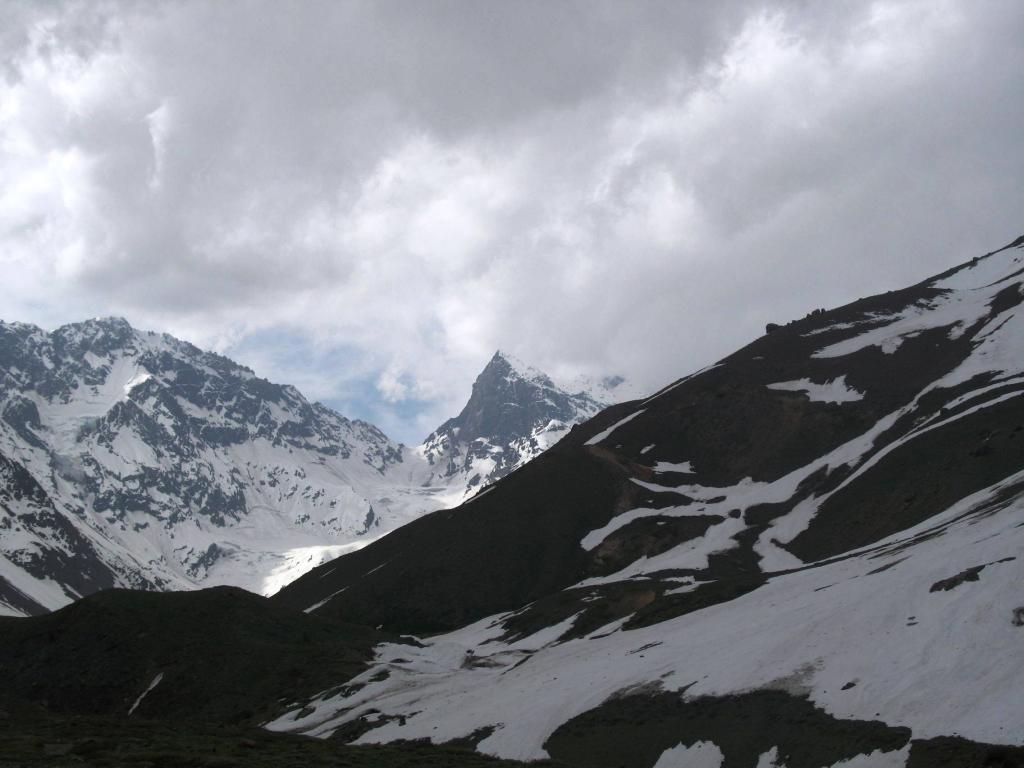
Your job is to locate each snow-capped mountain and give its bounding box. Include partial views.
[0,321,628,616]
[416,350,631,505]
[0,318,429,615]
[272,236,1024,765]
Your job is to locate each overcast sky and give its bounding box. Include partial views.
[1,1,1022,443]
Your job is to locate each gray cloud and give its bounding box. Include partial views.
[1,0,1022,442]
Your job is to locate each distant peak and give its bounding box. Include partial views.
[49,317,139,352]
[58,316,134,334]
[484,350,632,403]
[87,316,133,329]
[490,349,522,367]
[0,320,43,334]
[487,349,522,371]
[484,349,548,383]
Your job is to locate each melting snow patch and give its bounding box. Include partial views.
[812,281,1001,361]
[767,376,864,404]
[584,410,646,446]
[805,319,877,337]
[755,747,784,767]
[826,744,911,767]
[755,747,785,767]
[653,740,724,767]
[932,245,1024,290]
[641,444,656,454]
[128,672,163,715]
[303,587,348,614]
[654,461,694,473]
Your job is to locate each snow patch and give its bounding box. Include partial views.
[585,409,646,446]
[755,747,784,767]
[767,376,864,404]
[933,244,1024,291]
[128,672,164,715]
[303,587,348,614]
[123,371,152,395]
[827,744,911,767]
[653,461,694,473]
[269,483,1024,759]
[653,740,724,767]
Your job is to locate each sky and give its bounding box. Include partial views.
[1,1,1022,444]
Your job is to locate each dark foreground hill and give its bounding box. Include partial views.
[0,586,382,724]
[0,587,561,767]
[0,707,563,768]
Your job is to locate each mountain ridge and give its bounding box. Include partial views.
[0,320,629,615]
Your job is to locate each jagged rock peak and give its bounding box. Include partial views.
[433,350,622,446]
[417,350,632,502]
[486,349,629,403]
[487,349,552,385]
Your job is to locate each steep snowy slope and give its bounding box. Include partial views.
[416,350,630,505]
[272,236,1024,765]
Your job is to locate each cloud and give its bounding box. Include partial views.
[0,0,1022,442]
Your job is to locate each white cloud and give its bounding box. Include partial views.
[0,0,1021,442]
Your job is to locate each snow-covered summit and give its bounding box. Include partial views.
[489,349,550,386]
[0,318,430,615]
[492,349,634,405]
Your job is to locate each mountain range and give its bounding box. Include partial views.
[1,235,1023,767]
[0,327,625,616]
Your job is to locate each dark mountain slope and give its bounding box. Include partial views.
[0,587,567,766]
[268,236,1024,766]
[274,427,643,632]
[275,236,1024,638]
